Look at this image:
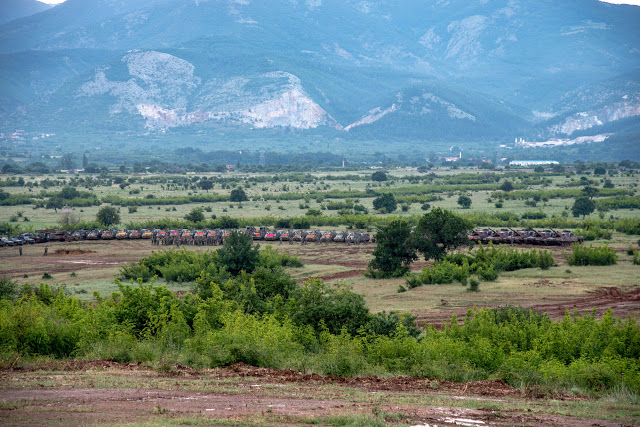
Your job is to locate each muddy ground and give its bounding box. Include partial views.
[0,362,635,426]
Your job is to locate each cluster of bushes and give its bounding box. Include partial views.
[324,200,355,210]
[566,244,618,266]
[574,227,613,241]
[406,244,554,288]
[0,192,36,206]
[596,196,640,210]
[0,280,638,397]
[120,245,302,283]
[521,211,547,220]
[615,218,640,235]
[103,193,229,207]
[492,188,631,201]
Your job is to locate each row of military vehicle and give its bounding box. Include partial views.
[4,227,583,248]
[150,228,374,246]
[467,228,583,246]
[20,227,374,246]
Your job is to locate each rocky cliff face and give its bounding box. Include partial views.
[77,51,337,130]
[344,90,476,131]
[549,98,640,136]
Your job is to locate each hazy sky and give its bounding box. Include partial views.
[34,0,640,4]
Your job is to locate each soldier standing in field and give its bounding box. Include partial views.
[44,246,48,256]
[19,246,22,256]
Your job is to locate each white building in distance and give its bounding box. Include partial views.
[509,160,559,166]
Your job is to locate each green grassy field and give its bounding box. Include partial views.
[2,166,639,230]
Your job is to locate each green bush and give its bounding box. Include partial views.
[0,286,639,395]
[575,227,613,241]
[521,211,546,220]
[218,232,260,276]
[615,218,640,235]
[258,246,303,269]
[566,244,617,266]
[406,244,555,288]
[407,260,470,287]
[0,277,18,301]
[288,280,371,336]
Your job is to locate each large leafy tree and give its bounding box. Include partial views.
[371,171,388,182]
[185,207,205,223]
[218,231,260,276]
[413,208,472,261]
[59,186,81,200]
[572,196,595,218]
[230,187,248,202]
[96,205,120,227]
[457,195,472,209]
[366,219,416,278]
[199,179,213,192]
[373,193,397,213]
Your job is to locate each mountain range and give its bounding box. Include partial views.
[0,0,51,25]
[1,0,639,157]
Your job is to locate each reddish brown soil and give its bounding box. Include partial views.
[0,362,627,426]
[417,286,640,328]
[53,249,96,255]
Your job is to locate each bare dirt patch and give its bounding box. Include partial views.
[53,249,96,255]
[0,362,630,427]
[417,286,640,328]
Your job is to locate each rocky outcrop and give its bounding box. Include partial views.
[77,51,337,130]
[550,99,640,136]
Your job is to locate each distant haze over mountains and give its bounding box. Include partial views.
[0,0,51,25]
[1,0,639,155]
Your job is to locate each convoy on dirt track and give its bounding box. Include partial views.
[3,227,583,248]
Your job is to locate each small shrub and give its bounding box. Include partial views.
[468,278,479,292]
[128,206,138,213]
[521,211,546,220]
[566,244,617,266]
[633,250,640,265]
[627,246,635,256]
[575,227,612,241]
[407,260,470,287]
[42,272,53,279]
[0,276,19,300]
[477,264,498,281]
